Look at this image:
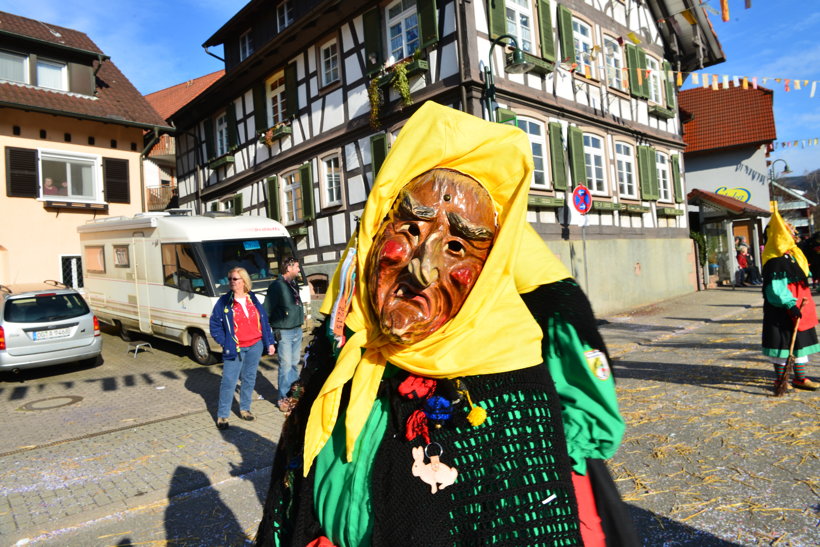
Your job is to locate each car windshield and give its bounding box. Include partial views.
[199,237,299,293]
[5,293,90,323]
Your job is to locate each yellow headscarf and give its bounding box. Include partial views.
[762,201,809,276]
[305,102,569,474]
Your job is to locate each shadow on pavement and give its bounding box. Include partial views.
[613,359,769,395]
[629,505,743,546]
[220,427,277,505]
[183,362,278,421]
[165,466,249,546]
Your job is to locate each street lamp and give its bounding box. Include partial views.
[483,34,535,122]
[768,158,791,202]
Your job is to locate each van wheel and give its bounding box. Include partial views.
[115,321,131,342]
[191,331,216,365]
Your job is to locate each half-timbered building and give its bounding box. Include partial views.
[171,0,724,314]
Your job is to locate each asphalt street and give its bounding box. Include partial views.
[1,286,817,546]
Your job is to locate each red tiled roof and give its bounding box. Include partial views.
[679,84,776,154]
[0,11,169,129]
[145,70,225,121]
[687,188,771,217]
[0,10,102,54]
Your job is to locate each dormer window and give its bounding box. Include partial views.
[239,30,254,62]
[36,59,68,91]
[0,50,29,84]
[277,1,294,33]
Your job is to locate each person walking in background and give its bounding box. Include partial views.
[266,257,305,413]
[209,267,276,429]
[761,209,820,392]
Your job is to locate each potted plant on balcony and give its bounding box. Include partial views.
[369,50,428,129]
[258,122,292,147]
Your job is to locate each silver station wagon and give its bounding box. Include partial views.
[0,283,102,373]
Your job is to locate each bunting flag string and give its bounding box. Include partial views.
[775,138,820,149]
[675,70,819,96]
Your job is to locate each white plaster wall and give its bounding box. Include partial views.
[685,146,770,211]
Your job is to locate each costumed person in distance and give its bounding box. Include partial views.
[761,204,820,392]
[255,102,638,546]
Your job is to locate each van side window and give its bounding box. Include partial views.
[161,243,206,294]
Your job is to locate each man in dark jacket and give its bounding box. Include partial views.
[266,257,305,412]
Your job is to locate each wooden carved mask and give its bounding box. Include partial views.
[367,169,496,345]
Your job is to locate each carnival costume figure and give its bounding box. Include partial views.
[255,102,638,546]
[761,204,820,392]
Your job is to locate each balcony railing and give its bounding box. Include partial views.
[146,186,177,211]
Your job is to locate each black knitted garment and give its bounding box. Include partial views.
[762,255,819,352]
[255,284,590,546]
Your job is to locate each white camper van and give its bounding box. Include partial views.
[77,211,309,364]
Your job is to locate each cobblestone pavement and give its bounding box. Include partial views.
[610,303,819,546]
[1,288,817,546]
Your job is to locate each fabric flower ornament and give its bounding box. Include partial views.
[398,375,437,399]
[423,395,454,422]
[405,409,430,444]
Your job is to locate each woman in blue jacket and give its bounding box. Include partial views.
[209,267,276,429]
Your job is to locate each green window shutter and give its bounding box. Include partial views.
[663,60,676,109]
[538,0,555,63]
[226,103,238,148]
[6,147,38,198]
[637,146,657,200]
[417,0,438,49]
[285,63,298,118]
[487,0,506,40]
[557,5,575,64]
[548,122,567,190]
[370,133,388,179]
[625,44,639,98]
[671,154,683,203]
[649,146,659,198]
[300,162,315,221]
[232,194,243,216]
[266,176,280,221]
[253,83,268,130]
[204,118,215,160]
[637,48,648,98]
[363,8,384,75]
[567,126,585,187]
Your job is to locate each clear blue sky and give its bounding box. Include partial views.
[4,0,818,175]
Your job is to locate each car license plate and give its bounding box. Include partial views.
[33,328,71,341]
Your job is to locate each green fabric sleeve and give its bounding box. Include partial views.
[544,315,625,475]
[764,277,796,308]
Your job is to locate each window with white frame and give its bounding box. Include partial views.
[386,0,419,63]
[321,154,343,206]
[646,56,662,104]
[603,37,624,90]
[266,71,287,127]
[215,112,229,157]
[320,39,340,87]
[0,50,28,84]
[282,169,303,224]
[505,0,534,53]
[656,151,671,201]
[615,142,636,197]
[239,30,254,61]
[517,118,548,188]
[277,1,294,33]
[36,59,67,91]
[40,150,100,201]
[583,134,606,193]
[572,18,594,77]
